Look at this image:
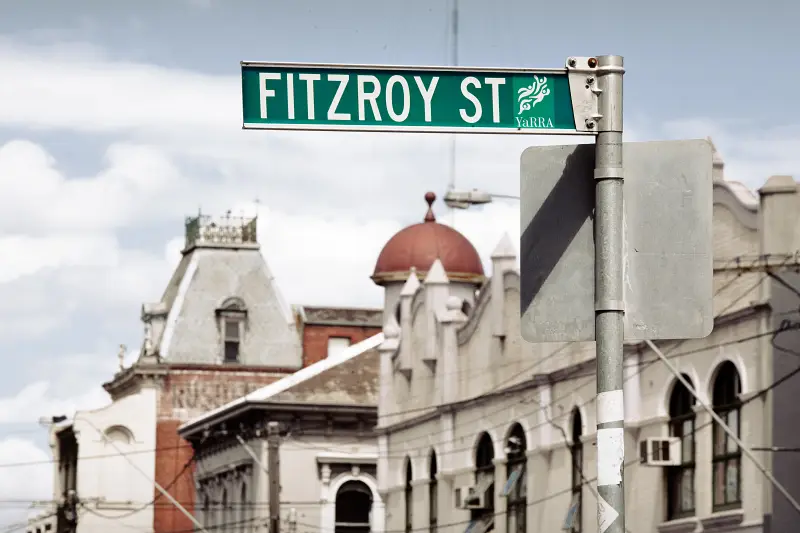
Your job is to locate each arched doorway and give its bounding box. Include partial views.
[335,480,373,533]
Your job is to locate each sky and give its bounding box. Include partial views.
[0,0,798,528]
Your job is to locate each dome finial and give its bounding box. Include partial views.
[424,192,436,222]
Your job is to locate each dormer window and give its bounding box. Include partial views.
[224,319,241,362]
[216,297,247,364]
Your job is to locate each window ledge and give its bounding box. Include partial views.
[700,509,744,531]
[657,517,699,533]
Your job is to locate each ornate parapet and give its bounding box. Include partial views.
[184,212,259,252]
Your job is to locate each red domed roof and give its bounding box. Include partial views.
[371,192,485,286]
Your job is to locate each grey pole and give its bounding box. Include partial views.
[593,55,626,533]
[268,421,281,533]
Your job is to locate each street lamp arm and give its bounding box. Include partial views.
[444,188,520,209]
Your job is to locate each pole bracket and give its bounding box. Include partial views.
[594,167,624,180]
[565,57,600,134]
[595,299,625,312]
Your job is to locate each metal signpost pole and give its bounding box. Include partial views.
[593,55,626,533]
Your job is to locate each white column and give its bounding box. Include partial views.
[319,464,335,533]
[371,499,386,533]
[693,407,712,517]
[493,458,508,533]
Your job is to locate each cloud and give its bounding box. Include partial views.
[0,39,797,523]
[0,437,52,529]
[0,140,189,234]
[658,118,800,189]
[0,381,110,425]
[0,41,236,133]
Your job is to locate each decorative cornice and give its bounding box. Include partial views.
[372,270,485,286]
[102,361,168,399]
[381,303,764,432]
[181,401,377,439]
[299,306,383,328]
[457,272,518,344]
[457,279,492,344]
[713,181,758,231]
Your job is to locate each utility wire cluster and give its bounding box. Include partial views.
[8,263,800,532]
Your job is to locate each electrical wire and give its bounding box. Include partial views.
[80,452,196,520]
[6,258,794,533]
[0,272,768,472]
[284,274,773,458]
[7,355,798,533]
[10,287,799,533]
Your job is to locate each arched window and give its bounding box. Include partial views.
[102,425,134,503]
[405,459,413,533]
[335,480,373,533]
[471,432,495,529]
[504,424,527,533]
[216,297,247,364]
[712,362,742,510]
[567,409,583,533]
[666,375,696,519]
[429,452,438,533]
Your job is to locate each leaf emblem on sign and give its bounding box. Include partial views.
[517,76,550,115]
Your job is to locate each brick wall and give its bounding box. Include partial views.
[153,368,291,533]
[150,323,380,532]
[302,324,382,366]
[153,420,195,533]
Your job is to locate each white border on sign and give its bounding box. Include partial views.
[241,123,596,135]
[240,60,569,75]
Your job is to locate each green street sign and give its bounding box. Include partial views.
[241,61,598,135]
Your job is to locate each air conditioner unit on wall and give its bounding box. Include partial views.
[455,485,489,509]
[639,437,681,467]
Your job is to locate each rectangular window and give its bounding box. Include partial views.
[405,486,413,533]
[570,444,583,532]
[667,415,696,519]
[712,408,741,510]
[429,479,438,533]
[327,336,351,358]
[224,319,241,363]
[506,462,526,533]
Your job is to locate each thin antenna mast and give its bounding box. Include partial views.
[447,0,459,225]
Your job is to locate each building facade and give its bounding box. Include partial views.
[376,174,800,533]
[32,213,381,533]
[178,332,384,533]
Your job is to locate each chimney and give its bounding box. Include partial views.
[759,175,799,255]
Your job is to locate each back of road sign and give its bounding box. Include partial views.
[520,139,713,343]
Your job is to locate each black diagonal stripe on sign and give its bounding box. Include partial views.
[520,143,595,315]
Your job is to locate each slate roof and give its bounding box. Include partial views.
[267,348,378,406]
[179,333,384,432]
